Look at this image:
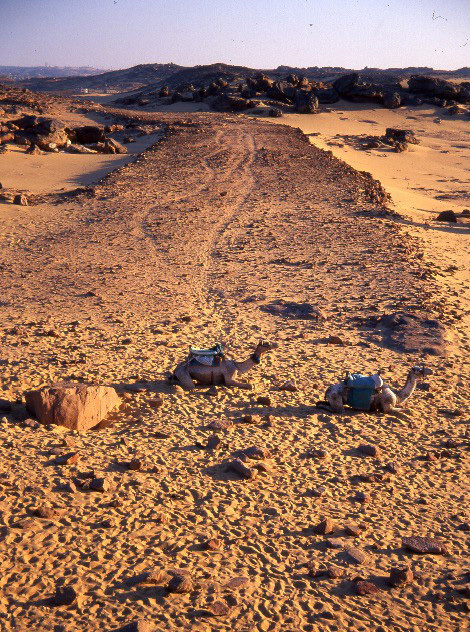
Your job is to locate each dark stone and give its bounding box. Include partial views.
[295,91,319,114]
[389,566,414,587]
[402,536,448,554]
[52,585,77,606]
[384,128,419,144]
[356,580,379,595]
[73,125,106,144]
[435,210,457,223]
[167,574,193,593]
[383,92,402,109]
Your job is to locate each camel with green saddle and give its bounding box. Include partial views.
[170,340,276,391]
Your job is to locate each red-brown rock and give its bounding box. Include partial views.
[25,383,121,431]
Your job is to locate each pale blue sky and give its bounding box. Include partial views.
[1,0,468,70]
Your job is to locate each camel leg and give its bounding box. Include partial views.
[223,375,253,390]
[382,402,412,422]
[173,365,196,391]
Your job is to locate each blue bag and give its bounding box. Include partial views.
[346,374,378,410]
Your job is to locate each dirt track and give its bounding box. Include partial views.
[0,112,468,632]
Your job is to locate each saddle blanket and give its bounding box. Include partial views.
[346,373,383,410]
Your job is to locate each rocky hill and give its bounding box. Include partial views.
[0,66,106,80]
[20,63,184,93]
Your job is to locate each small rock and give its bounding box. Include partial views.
[34,506,62,520]
[256,396,272,406]
[389,566,414,587]
[346,547,367,564]
[356,580,379,595]
[384,462,401,474]
[148,396,164,409]
[53,452,79,466]
[327,335,345,345]
[208,419,233,430]
[143,569,171,585]
[358,444,380,457]
[167,574,193,593]
[52,585,77,606]
[225,576,250,590]
[89,477,110,493]
[204,538,222,551]
[307,449,329,460]
[207,435,222,450]
[228,458,257,479]
[210,600,230,616]
[345,523,363,536]
[457,522,470,532]
[279,380,298,392]
[326,538,344,549]
[355,491,371,504]
[313,517,337,535]
[241,445,272,460]
[402,536,448,555]
[311,486,326,498]
[241,414,260,424]
[128,459,143,471]
[14,193,28,206]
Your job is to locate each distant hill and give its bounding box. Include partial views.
[16,62,470,96]
[19,63,185,93]
[0,66,106,79]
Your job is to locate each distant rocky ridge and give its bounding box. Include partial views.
[14,62,470,94]
[18,63,184,93]
[0,65,107,80]
[114,67,470,115]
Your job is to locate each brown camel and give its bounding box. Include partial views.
[170,340,276,391]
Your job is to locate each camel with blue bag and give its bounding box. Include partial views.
[317,366,433,418]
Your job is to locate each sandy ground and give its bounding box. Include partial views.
[260,102,470,345]
[0,106,468,632]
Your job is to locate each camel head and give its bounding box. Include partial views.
[410,365,433,378]
[255,339,277,355]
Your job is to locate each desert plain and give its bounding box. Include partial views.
[0,79,468,632]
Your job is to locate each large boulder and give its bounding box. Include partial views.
[103,138,128,154]
[73,125,106,144]
[212,95,255,112]
[408,75,460,100]
[25,383,121,431]
[383,92,402,109]
[10,116,69,149]
[384,128,419,145]
[312,86,340,104]
[295,91,319,113]
[333,73,360,95]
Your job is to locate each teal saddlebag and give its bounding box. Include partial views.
[346,374,377,410]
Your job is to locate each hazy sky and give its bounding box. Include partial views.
[1,0,468,70]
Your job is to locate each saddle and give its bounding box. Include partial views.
[345,372,383,411]
[188,343,224,367]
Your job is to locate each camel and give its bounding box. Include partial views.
[169,340,276,391]
[318,365,433,419]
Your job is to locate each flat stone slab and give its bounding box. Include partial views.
[402,536,448,554]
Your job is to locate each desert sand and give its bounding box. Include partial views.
[261,102,470,342]
[0,100,468,632]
